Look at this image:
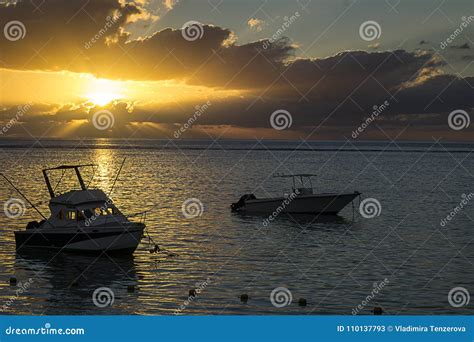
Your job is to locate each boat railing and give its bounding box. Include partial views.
[272,173,317,193]
[125,210,148,225]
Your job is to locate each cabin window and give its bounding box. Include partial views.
[95,208,102,216]
[105,207,113,215]
[77,211,85,221]
[66,211,76,220]
[56,209,64,220]
[83,209,93,218]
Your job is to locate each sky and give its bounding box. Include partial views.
[0,0,473,141]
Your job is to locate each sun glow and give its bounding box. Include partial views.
[1,68,243,109]
[86,91,121,106]
[85,77,124,105]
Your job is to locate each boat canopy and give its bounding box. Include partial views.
[42,164,96,198]
[50,189,110,206]
[273,173,317,178]
[273,173,316,194]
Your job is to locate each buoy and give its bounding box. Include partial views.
[189,289,197,297]
[373,307,383,315]
[9,277,17,286]
[240,294,249,303]
[298,298,307,307]
[127,285,135,293]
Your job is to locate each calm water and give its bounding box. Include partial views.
[0,140,472,315]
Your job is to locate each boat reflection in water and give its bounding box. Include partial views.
[14,250,140,314]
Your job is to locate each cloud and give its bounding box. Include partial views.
[449,42,470,49]
[0,0,448,92]
[247,18,265,32]
[368,42,380,49]
[163,0,179,10]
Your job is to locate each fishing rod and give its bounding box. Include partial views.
[108,157,126,197]
[0,173,47,220]
[106,158,178,257]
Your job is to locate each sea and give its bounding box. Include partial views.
[0,139,472,315]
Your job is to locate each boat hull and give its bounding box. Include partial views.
[235,192,360,214]
[14,224,145,256]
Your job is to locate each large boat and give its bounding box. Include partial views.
[12,164,146,255]
[231,173,360,215]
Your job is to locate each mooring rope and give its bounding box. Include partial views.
[145,229,178,257]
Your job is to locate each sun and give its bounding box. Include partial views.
[86,91,121,106]
[84,77,124,106]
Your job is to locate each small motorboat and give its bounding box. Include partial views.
[11,164,146,255]
[231,173,360,215]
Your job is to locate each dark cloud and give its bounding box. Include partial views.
[0,0,144,70]
[449,43,470,50]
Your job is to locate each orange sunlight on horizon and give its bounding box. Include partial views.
[0,68,241,107]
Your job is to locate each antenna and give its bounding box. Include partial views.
[108,158,126,197]
[0,173,47,220]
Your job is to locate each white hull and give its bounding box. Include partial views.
[236,192,359,214]
[13,164,147,256]
[15,224,145,255]
[63,229,144,252]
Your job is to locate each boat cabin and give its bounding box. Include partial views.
[48,189,123,226]
[41,164,125,227]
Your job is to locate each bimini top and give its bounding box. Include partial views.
[50,189,110,207]
[42,164,97,198]
[273,173,317,195]
[272,173,317,178]
[42,164,96,171]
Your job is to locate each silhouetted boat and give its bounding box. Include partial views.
[231,173,360,215]
[13,164,146,255]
